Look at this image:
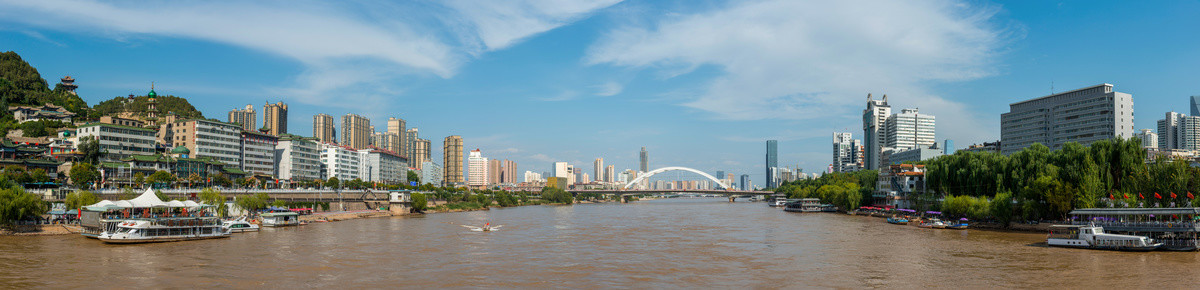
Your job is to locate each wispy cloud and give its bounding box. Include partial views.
[0,0,621,111]
[587,0,1011,144]
[593,81,623,96]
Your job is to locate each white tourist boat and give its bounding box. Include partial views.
[84,189,231,244]
[223,217,260,233]
[1047,224,1162,251]
[260,212,301,227]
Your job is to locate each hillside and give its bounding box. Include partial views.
[93,94,205,120]
[0,51,90,115]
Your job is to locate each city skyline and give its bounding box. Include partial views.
[2,1,1198,185]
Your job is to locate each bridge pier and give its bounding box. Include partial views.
[728,196,736,202]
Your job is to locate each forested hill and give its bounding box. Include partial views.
[0,51,89,114]
[93,94,205,120]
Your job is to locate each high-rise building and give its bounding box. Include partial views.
[263,101,287,135]
[468,149,488,187]
[386,117,406,155]
[313,114,336,144]
[405,128,419,165]
[357,148,407,183]
[371,132,401,153]
[639,147,648,172]
[413,138,430,170]
[443,136,464,186]
[884,108,936,151]
[553,162,576,185]
[341,113,371,150]
[1001,84,1134,155]
[1158,112,1186,150]
[228,104,256,131]
[320,143,361,180]
[420,161,443,186]
[275,135,321,181]
[170,119,243,167]
[1158,112,1200,150]
[944,140,955,155]
[605,165,615,183]
[594,158,604,182]
[765,140,778,188]
[488,158,502,185]
[832,132,864,172]
[1136,129,1158,149]
[863,94,892,170]
[524,171,543,183]
[1192,96,1200,117]
[241,130,279,177]
[740,174,751,191]
[500,159,517,184]
[75,123,157,162]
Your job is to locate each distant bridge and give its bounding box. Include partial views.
[623,166,731,190]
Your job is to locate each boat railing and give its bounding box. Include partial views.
[1071,220,1200,232]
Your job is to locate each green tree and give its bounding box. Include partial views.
[77,136,102,165]
[212,174,232,187]
[326,177,340,189]
[154,190,171,201]
[991,191,1014,226]
[407,170,420,185]
[411,192,428,213]
[69,162,99,188]
[198,187,228,217]
[119,187,137,200]
[65,190,99,210]
[0,187,45,224]
[132,172,146,187]
[146,171,175,187]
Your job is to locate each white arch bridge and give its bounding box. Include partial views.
[623,166,730,190]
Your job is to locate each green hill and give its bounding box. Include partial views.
[0,51,90,115]
[93,94,205,120]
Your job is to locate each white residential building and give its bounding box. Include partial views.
[170,119,243,167]
[275,135,321,181]
[884,108,936,151]
[240,131,278,177]
[358,148,407,184]
[524,171,543,183]
[862,94,892,170]
[1001,83,1134,155]
[467,149,488,187]
[320,143,360,180]
[1136,129,1158,149]
[420,161,442,186]
[74,123,157,162]
[832,132,863,173]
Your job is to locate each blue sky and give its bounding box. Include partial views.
[1,0,1198,186]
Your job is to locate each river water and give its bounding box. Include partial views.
[3,198,1200,288]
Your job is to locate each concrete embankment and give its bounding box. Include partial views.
[0,224,81,236]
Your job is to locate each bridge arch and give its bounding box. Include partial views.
[623,166,730,190]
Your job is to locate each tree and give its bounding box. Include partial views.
[146,171,175,187]
[187,173,203,187]
[132,172,146,187]
[198,187,228,217]
[407,170,420,185]
[411,192,428,213]
[212,174,232,187]
[77,136,101,165]
[991,191,1014,226]
[65,190,99,210]
[119,187,137,200]
[69,162,99,188]
[154,190,171,201]
[0,187,45,224]
[327,177,340,189]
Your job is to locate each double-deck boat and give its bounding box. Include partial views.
[783,198,836,212]
[1047,224,1162,251]
[81,189,231,244]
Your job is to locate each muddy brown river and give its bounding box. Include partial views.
[3,198,1199,288]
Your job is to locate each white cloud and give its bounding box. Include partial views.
[593,81,624,96]
[0,0,621,111]
[529,153,557,163]
[587,0,1009,143]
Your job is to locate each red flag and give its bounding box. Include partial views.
[1190,192,1195,199]
[1171,192,1178,199]
[1155,192,1162,199]
[1109,193,1114,200]
[1139,193,1145,199]
[1124,193,1129,199]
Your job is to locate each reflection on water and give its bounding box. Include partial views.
[2,198,1198,288]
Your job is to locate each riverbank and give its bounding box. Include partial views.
[0,224,81,236]
[841,210,1058,233]
[299,210,393,223]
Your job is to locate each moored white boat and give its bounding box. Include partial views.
[260,212,301,227]
[1047,224,1162,251]
[223,217,260,233]
[98,218,230,244]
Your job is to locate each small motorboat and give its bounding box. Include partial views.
[223,216,260,233]
[948,218,969,230]
[886,217,909,225]
[462,223,503,232]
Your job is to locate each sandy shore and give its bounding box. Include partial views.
[299,210,393,223]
